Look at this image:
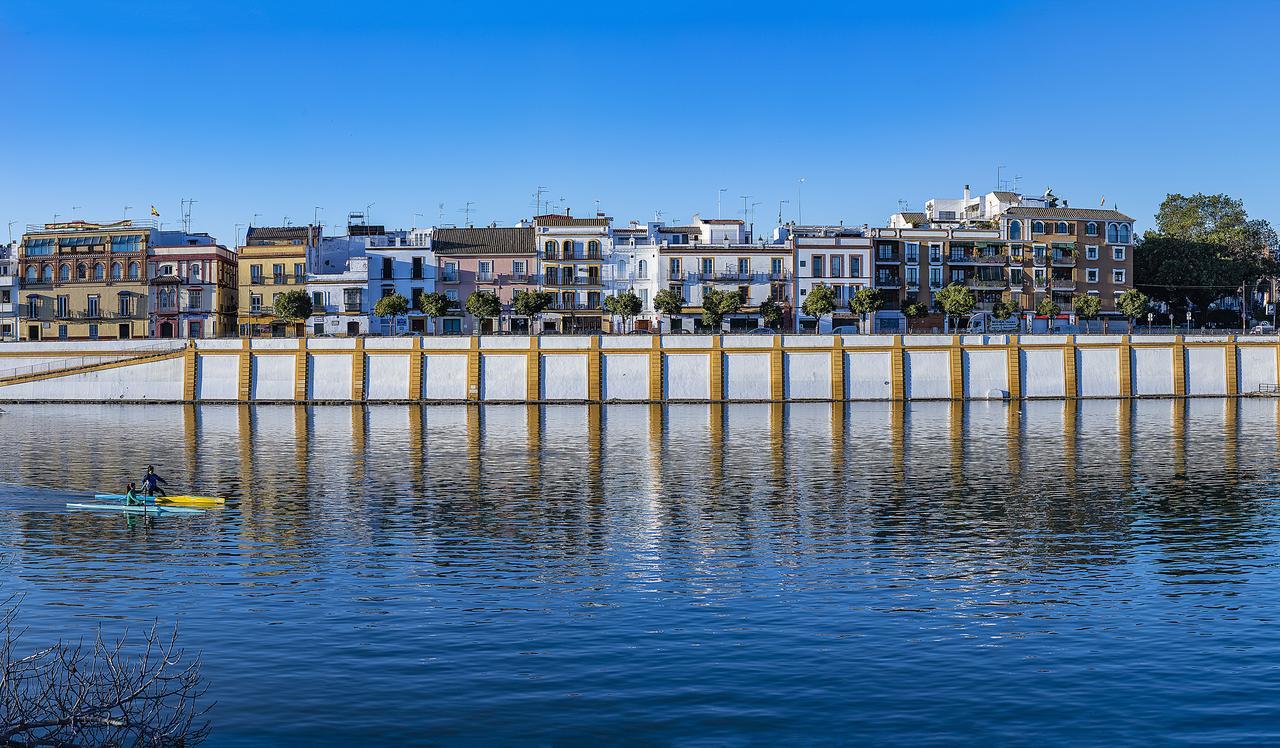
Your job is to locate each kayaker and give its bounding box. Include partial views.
[123,482,143,506]
[141,466,168,498]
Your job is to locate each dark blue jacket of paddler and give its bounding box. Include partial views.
[142,472,166,491]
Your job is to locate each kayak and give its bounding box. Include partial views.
[95,493,225,507]
[67,503,205,515]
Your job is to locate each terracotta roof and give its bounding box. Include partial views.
[1005,206,1134,222]
[657,226,700,234]
[898,212,927,224]
[432,227,535,256]
[991,191,1021,202]
[700,219,744,225]
[245,226,314,243]
[534,214,610,227]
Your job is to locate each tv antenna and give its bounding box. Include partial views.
[897,199,910,212]
[437,203,445,224]
[461,202,474,227]
[778,200,790,225]
[181,198,197,232]
[534,186,548,216]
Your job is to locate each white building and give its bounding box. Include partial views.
[534,214,610,332]
[307,255,370,337]
[606,222,660,331]
[791,225,873,332]
[366,228,435,334]
[0,242,18,339]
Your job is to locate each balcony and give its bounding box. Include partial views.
[1051,278,1077,291]
[1052,254,1077,267]
[713,271,753,281]
[946,253,977,265]
[441,272,460,283]
[56,309,140,321]
[874,254,900,264]
[976,254,1008,265]
[874,276,902,289]
[1032,255,1047,267]
[967,278,1008,290]
[904,254,920,265]
[501,273,530,284]
[476,272,495,282]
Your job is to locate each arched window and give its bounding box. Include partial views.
[588,240,601,258]
[544,240,555,257]
[1106,223,1119,243]
[1032,221,1044,234]
[1008,220,1022,241]
[1056,221,1068,234]
[1086,222,1098,237]
[562,240,574,259]
[128,262,140,280]
[41,265,53,282]
[76,263,87,280]
[190,264,201,281]
[617,260,627,278]
[25,266,37,282]
[637,259,647,278]
[111,262,123,279]
[59,264,70,281]
[1118,224,1131,244]
[93,263,105,280]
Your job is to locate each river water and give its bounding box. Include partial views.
[2,400,1279,745]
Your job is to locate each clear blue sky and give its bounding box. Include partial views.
[1,0,1276,246]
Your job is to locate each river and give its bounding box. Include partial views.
[2,401,1278,745]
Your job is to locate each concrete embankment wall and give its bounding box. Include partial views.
[0,334,1275,403]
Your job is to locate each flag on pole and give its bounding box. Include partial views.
[150,205,160,217]
[1099,195,1105,207]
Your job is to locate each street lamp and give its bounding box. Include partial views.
[1147,311,1153,334]
[1185,310,1192,335]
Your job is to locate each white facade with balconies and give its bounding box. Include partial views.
[792,226,873,333]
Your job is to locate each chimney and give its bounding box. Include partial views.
[963,184,970,202]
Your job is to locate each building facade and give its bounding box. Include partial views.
[0,242,18,340]
[367,228,436,334]
[149,238,237,338]
[535,214,609,332]
[791,225,873,332]
[237,225,316,337]
[431,227,538,334]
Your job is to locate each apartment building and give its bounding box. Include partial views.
[791,225,872,332]
[237,225,316,337]
[535,214,609,332]
[431,227,537,334]
[366,227,435,334]
[873,187,1135,332]
[17,219,195,341]
[149,238,237,337]
[0,242,18,340]
[607,222,660,330]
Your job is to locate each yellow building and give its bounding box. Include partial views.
[19,220,156,340]
[237,226,316,337]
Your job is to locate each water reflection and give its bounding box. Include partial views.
[2,400,1280,744]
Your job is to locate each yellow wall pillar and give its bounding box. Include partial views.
[408,337,423,400]
[831,335,844,401]
[648,335,663,402]
[770,334,784,401]
[1173,335,1187,396]
[294,341,308,401]
[467,336,481,402]
[891,334,905,400]
[526,336,541,402]
[1119,336,1132,397]
[949,335,964,400]
[1007,336,1021,400]
[351,337,365,402]
[238,339,252,401]
[1063,335,1077,399]
[588,335,602,402]
[183,340,198,401]
[1225,337,1238,396]
[709,335,723,402]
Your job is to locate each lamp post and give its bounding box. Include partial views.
[1186,310,1192,335]
[1147,311,1153,334]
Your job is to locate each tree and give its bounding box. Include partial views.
[273,289,312,323]
[465,291,502,333]
[1,599,210,747]
[934,282,975,332]
[758,297,784,330]
[700,288,743,331]
[903,302,929,332]
[992,299,1018,320]
[653,288,685,332]
[1116,289,1150,332]
[847,287,883,334]
[801,284,837,333]
[603,290,644,333]
[373,293,410,335]
[1036,297,1061,334]
[512,289,554,333]
[418,291,454,334]
[1073,293,1101,333]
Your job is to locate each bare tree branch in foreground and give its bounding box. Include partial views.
[1,597,210,746]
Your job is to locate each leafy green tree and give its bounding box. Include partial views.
[1072,293,1101,333]
[903,302,930,331]
[801,284,837,333]
[465,290,502,333]
[1116,289,1150,332]
[418,291,454,334]
[603,290,644,333]
[372,293,410,335]
[1036,297,1061,334]
[700,288,743,331]
[992,299,1018,320]
[273,289,312,323]
[758,297,784,330]
[653,288,685,332]
[512,290,553,333]
[934,282,975,332]
[847,287,883,334]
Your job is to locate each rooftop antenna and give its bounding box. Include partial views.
[718,188,727,219]
[534,186,547,216]
[461,202,474,227]
[777,200,790,225]
[437,203,445,224]
[1013,175,1023,193]
[594,199,601,216]
[365,203,375,225]
[123,205,133,219]
[283,216,291,226]
[997,165,1007,192]
[897,199,910,212]
[414,212,424,228]
[797,178,806,225]
[750,201,761,229]
[181,198,197,233]
[654,209,664,223]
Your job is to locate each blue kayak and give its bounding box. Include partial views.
[67,503,204,516]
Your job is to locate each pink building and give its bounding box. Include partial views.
[432,227,538,333]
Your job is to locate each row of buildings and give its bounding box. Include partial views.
[6,185,1137,340]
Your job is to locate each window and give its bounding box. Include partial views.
[544,240,556,257]
[312,291,324,308]
[1118,224,1131,244]
[877,243,895,260]
[111,262,122,279]
[110,235,143,253]
[1113,269,1126,284]
[937,210,956,220]
[562,241,575,259]
[24,266,36,282]
[294,263,304,282]
[1086,222,1098,237]
[93,263,105,280]
[382,257,394,279]
[411,287,423,308]
[1113,247,1126,261]
[771,258,783,276]
[478,261,493,282]
[1009,244,1023,260]
[118,293,131,316]
[381,284,394,299]
[929,244,943,264]
[950,268,965,283]
[443,261,459,282]
[190,264,201,282]
[25,238,54,256]
[929,266,943,289]
[1086,268,1099,283]
[849,256,861,277]
[905,243,920,263]
[250,293,262,311]
[445,289,458,303]
[638,260,648,279]
[701,258,713,275]
[513,260,527,279]
[56,295,68,317]
[251,264,263,283]
[1056,222,1069,234]
[906,266,919,287]
[344,288,362,311]
[1086,245,1099,260]
[1106,224,1119,243]
[1009,267,1024,285]
[411,256,424,280]
[812,255,825,278]
[27,297,38,317]
[1032,221,1045,234]
[42,265,53,282]
[128,262,140,280]
[587,240,600,258]
[76,263,87,280]
[59,264,70,281]
[668,258,681,276]
[738,258,750,275]
[273,264,285,283]
[830,255,843,278]
[86,295,99,317]
[1008,221,1022,241]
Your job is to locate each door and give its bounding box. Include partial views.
[410,318,426,334]
[159,321,174,338]
[27,325,40,341]
[118,324,130,339]
[346,321,360,337]
[188,321,203,338]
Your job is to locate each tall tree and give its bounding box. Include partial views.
[1116,289,1150,332]
[934,283,975,332]
[801,284,837,333]
[1036,297,1061,334]
[512,290,553,333]
[847,287,883,334]
[373,293,409,335]
[700,288,742,331]
[1072,293,1101,333]
[465,291,502,333]
[653,288,685,332]
[418,291,454,334]
[273,289,312,324]
[758,297,784,330]
[603,290,644,333]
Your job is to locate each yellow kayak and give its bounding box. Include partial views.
[96,493,226,507]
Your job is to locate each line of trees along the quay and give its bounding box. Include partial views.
[1135,192,1279,330]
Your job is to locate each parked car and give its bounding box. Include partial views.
[627,329,657,335]
[830,325,860,335]
[1251,323,1276,334]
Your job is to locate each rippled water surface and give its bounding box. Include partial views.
[3,401,1280,745]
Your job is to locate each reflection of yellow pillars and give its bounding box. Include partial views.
[891,335,905,401]
[1063,400,1077,485]
[769,402,785,484]
[182,403,198,483]
[526,404,541,487]
[1064,336,1078,399]
[1118,399,1133,492]
[648,403,664,495]
[526,337,540,402]
[949,336,964,400]
[1173,335,1187,396]
[409,405,425,494]
[293,405,308,482]
[830,401,845,473]
[1225,338,1239,396]
[237,404,254,505]
[352,338,366,402]
[238,339,252,401]
[409,337,423,401]
[588,337,602,403]
[1006,401,1021,479]
[1119,336,1132,398]
[770,335,784,402]
[831,336,845,401]
[649,336,663,402]
[709,403,724,492]
[709,336,723,403]
[890,401,906,484]
[587,404,603,496]
[1224,397,1239,488]
[1007,337,1021,400]
[949,401,964,488]
[1172,399,1187,478]
[465,403,481,491]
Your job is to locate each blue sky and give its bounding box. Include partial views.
[1,0,1276,245]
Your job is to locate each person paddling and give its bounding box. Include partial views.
[141,466,168,499]
[123,482,143,506]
